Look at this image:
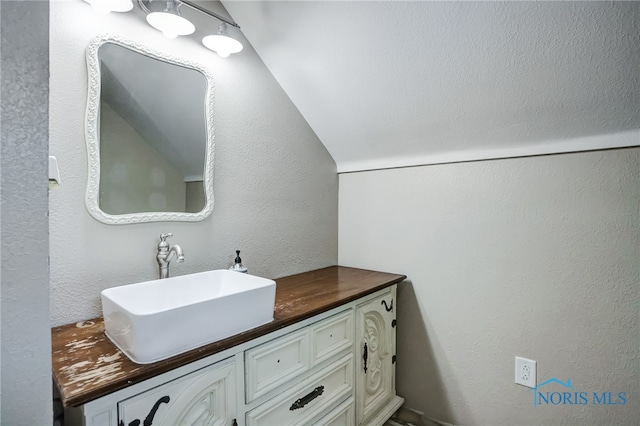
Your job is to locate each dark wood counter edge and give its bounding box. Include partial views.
[53,266,406,407]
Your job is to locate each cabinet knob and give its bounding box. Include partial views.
[381,299,393,312]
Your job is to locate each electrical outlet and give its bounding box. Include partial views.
[515,356,537,388]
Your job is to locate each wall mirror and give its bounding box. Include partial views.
[85,34,215,224]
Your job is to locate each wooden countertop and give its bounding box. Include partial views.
[52,266,406,407]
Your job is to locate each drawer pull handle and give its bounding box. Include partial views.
[363,342,368,373]
[119,395,170,426]
[289,385,324,411]
[381,299,393,312]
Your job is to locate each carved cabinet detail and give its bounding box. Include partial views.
[118,357,236,426]
[355,287,402,426]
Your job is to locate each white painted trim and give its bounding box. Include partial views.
[337,130,640,173]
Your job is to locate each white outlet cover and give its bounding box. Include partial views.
[515,356,537,388]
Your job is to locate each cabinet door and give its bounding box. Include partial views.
[355,289,396,425]
[118,357,236,426]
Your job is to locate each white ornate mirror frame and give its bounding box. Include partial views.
[85,34,215,225]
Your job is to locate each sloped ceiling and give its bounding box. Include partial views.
[222,0,639,172]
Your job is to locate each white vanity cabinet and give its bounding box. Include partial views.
[63,285,402,426]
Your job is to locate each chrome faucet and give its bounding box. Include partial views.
[156,233,185,279]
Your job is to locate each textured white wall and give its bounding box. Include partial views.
[0,1,52,423]
[49,1,337,326]
[339,147,639,425]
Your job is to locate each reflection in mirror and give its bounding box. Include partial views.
[85,34,215,224]
[99,43,207,214]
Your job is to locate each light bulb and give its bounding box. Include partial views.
[202,25,243,58]
[146,1,195,38]
[84,0,133,13]
[163,29,178,39]
[111,0,134,12]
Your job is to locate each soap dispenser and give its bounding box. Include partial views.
[229,250,248,273]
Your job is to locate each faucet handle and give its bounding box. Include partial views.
[159,233,173,242]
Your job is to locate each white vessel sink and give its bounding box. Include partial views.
[101,270,276,364]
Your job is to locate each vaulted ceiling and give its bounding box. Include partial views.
[222,0,639,172]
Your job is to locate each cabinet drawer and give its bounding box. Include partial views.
[310,310,353,365]
[245,310,353,403]
[313,397,355,426]
[246,354,353,426]
[245,328,311,402]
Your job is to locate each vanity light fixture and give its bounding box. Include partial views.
[83,0,134,15]
[136,0,243,57]
[145,0,195,39]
